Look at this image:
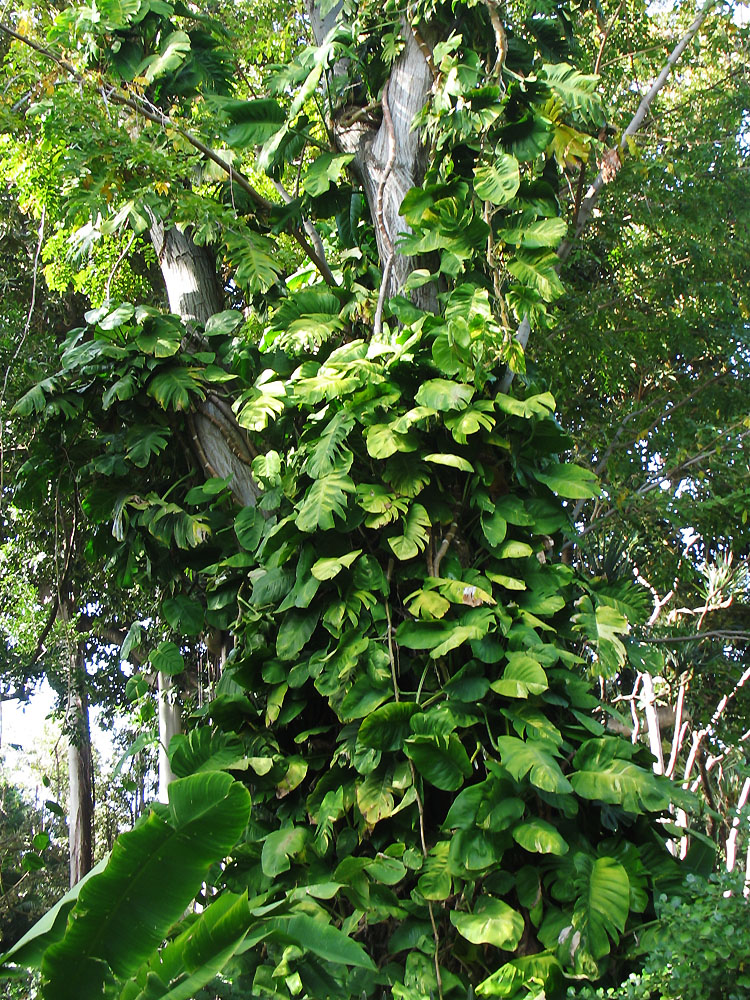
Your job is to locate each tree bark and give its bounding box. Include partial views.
[149,220,261,507]
[309,3,436,309]
[66,648,94,886]
[157,670,180,803]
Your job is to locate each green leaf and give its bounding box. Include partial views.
[125,426,169,468]
[311,549,361,580]
[276,609,318,660]
[359,702,422,751]
[366,423,418,460]
[135,315,182,357]
[573,598,628,678]
[204,310,244,336]
[162,595,204,636]
[147,367,205,411]
[570,751,671,814]
[415,379,474,411]
[496,736,572,793]
[168,729,245,778]
[417,841,452,900]
[269,914,375,970]
[565,856,630,962]
[507,250,565,301]
[473,154,520,205]
[498,217,567,249]
[126,892,255,1000]
[405,734,472,791]
[512,819,568,855]
[305,409,356,479]
[302,152,354,196]
[142,30,191,83]
[296,471,355,532]
[534,463,600,499]
[261,827,308,877]
[222,98,286,147]
[98,302,135,330]
[481,511,507,547]
[148,641,185,677]
[388,503,431,560]
[424,453,474,472]
[40,774,250,999]
[490,653,548,699]
[450,897,524,949]
[541,62,602,122]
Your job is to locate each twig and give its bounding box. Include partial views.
[104,231,136,304]
[433,522,458,578]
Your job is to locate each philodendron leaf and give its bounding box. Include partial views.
[261,827,308,877]
[496,736,572,794]
[512,818,569,855]
[564,855,630,963]
[148,641,185,677]
[358,702,422,751]
[168,729,245,778]
[40,773,251,1000]
[473,153,520,205]
[405,734,473,791]
[415,379,474,411]
[311,549,361,581]
[490,653,548,699]
[534,462,600,499]
[450,897,524,949]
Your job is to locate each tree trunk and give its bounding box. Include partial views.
[66,648,94,886]
[157,670,181,803]
[309,3,436,308]
[150,220,261,507]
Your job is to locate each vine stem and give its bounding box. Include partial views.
[385,560,444,1000]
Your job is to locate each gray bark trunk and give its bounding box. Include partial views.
[66,652,94,886]
[309,4,436,309]
[150,221,261,507]
[157,670,180,803]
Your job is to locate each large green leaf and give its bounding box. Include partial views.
[261,827,308,877]
[473,154,520,205]
[490,652,548,699]
[388,503,431,560]
[450,897,524,949]
[565,856,630,963]
[40,774,250,999]
[496,736,572,793]
[168,729,245,778]
[222,98,286,147]
[123,892,256,1000]
[404,734,473,791]
[264,914,375,970]
[511,818,568,855]
[534,462,600,499]
[570,754,671,814]
[358,702,422,751]
[541,63,602,122]
[296,471,355,532]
